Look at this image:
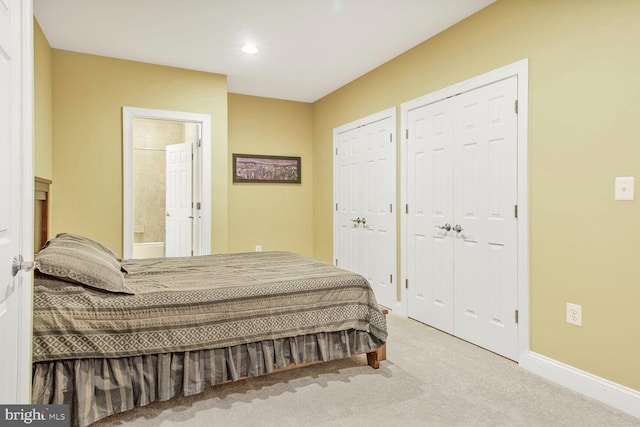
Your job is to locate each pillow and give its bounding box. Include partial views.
[45,232,128,272]
[35,233,134,294]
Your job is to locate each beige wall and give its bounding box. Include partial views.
[36,0,640,397]
[312,0,640,391]
[51,50,228,255]
[34,19,52,180]
[228,94,314,256]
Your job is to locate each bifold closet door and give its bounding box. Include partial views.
[406,98,455,334]
[452,77,518,360]
[335,126,366,276]
[334,114,396,310]
[406,76,519,360]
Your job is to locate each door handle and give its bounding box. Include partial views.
[350,217,368,228]
[12,255,36,277]
[434,223,451,232]
[453,224,464,233]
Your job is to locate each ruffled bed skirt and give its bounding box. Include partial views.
[32,329,383,427]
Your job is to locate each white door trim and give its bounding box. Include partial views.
[122,107,211,259]
[400,59,529,360]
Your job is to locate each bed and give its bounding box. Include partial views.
[31,233,388,427]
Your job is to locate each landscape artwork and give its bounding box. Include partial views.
[233,154,301,183]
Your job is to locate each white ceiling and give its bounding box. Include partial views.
[34,0,495,103]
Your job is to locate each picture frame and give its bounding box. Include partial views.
[233,154,301,183]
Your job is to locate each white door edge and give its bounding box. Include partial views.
[18,0,34,402]
[122,107,212,259]
[400,59,529,359]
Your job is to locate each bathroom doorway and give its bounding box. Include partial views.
[123,107,212,259]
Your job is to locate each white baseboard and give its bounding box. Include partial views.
[519,351,640,419]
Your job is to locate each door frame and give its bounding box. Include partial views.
[400,59,529,360]
[122,107,211,259]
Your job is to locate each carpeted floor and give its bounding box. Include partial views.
[94,313,640,426]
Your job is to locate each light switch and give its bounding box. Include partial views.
[615,177,634,201]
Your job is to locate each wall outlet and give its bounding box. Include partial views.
[566,302,582,326]
[255,245,262,252]
[615,176,634,200]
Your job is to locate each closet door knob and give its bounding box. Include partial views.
[435,223,451,232]
[453,224,464,233]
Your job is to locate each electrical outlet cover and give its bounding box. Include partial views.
[566,302,582,326]
[615,176,634,201]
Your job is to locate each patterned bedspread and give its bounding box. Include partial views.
[32,251,387,362]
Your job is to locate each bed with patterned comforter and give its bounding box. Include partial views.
[31,233,387,427]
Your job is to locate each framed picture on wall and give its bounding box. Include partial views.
[232,154,301,183]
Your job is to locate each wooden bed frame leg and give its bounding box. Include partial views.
[366,308,389,369]
[366,345,385,369]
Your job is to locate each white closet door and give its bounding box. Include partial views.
[334,109,397,310]
[452,76,518,360]
[360,118,396,309]
[334,127,363,274]
[406,99,455,334]
[405,76,519,360]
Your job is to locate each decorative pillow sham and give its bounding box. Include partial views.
[35,234,134,294]
[54,232,120,258]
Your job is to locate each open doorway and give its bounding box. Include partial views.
[132,118,199,257]
[123,107,211,259]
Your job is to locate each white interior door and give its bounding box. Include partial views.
[405,76,519,360]
[406,99,455,334]
[334,127,362,273]
[165,141,193,257]
[334,109,396,310]
[0,0,33,403]
[453,77,518,360]
[360,118,396,309]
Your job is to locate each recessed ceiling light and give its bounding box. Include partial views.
[241,43,259,54]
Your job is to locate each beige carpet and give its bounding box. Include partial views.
[94,314,640,427]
